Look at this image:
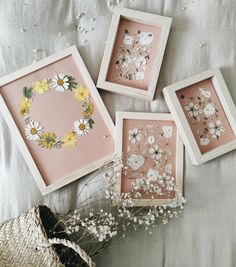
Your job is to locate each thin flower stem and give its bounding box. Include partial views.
[66,187,103,215]
[74,200,109,212]
[66,161,113,214]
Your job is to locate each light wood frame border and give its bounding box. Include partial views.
[97,8,172,101]
[115,111,184,206]
[0,46,115,195]
[163,68,236,165]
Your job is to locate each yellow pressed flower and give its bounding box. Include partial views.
[39,132,56,149]
[33,79,50,94]
[62,132,78,148]
[74,86,90,101]
[82,102,94,117]
[20,98,32,115]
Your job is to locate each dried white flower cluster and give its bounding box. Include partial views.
[56,157,186,259]
[117,198,185,234]
[82,211,117,242]
[130,174,175,196]
[102,157,185,235]
[65,210,117,242]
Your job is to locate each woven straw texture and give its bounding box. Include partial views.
[0,206,95,267]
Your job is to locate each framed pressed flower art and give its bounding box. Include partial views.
[114,112,184,206]
[97,8,172,100]
[0,46,115,195]
[163,68,236,165]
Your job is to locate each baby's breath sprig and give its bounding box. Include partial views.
[53,156,186,264]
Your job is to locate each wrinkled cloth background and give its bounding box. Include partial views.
[1,1,236,266]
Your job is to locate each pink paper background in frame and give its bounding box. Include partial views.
[115,112,184,206]
[0,46,115,195]
[163,68,236,165]
[97,8,172,101]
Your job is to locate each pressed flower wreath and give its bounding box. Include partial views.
[19,73,95,149]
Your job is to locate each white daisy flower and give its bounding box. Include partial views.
[208,120,225,139]
[50,73,70,92]
[25,121,43,141]
[149,145,163,160]
[74,118,90,137]
[128,128,142,144]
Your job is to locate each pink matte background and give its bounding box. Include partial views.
[0,55,114,186]
[176,78,235,154]
[106,19,161,90]
[121,118,177,199]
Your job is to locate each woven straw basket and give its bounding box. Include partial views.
[0,205,95,267]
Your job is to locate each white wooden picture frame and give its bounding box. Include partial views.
[115,111,184,206]
[97,8,172,101]
[163,68,236,165]
[0,46,115,195]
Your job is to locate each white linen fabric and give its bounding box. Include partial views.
[1,0,236,266]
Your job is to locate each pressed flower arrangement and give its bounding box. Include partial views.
[115,112,184,206]
[97,8,172,100]
[113,27,154,84]
[20,73,95,149]
[163,68,236,165]
[0,46,115,195]
[179,87,225,147]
